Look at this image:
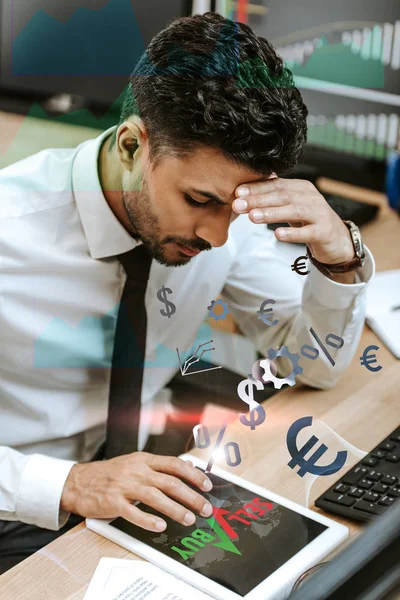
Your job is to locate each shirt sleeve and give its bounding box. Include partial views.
[0,446,76,530]
[221,222,375,389]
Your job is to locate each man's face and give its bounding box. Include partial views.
[122,144,265,267]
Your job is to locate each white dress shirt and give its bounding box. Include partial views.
[0,127,375,531]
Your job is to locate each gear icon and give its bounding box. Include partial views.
[259,345,303,389]
[207,299,230,321]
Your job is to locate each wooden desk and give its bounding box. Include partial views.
[0,180,399,600]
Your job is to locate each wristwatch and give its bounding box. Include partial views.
[307,220,365,279]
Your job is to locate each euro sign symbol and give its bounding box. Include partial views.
[237,379,266,430]
[360,345,382,372]
[157,285,176,318]
[291,256,310,276]
[257,299,279,327]
[286,416,347,477]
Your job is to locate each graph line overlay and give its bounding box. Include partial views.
[176,340,223,377]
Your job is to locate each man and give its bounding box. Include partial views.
[0,12,374,572]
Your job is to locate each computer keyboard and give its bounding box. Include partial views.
[324,193,379,227]
[315,426,400,522]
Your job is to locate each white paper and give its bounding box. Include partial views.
[83,557,212,600]
[366,269,400,358]
[366,269,400,316]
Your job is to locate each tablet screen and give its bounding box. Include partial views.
[110,471,327,597]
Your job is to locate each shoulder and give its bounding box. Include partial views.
[0,147,78,219]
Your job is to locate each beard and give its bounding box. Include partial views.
[122,177,211,267]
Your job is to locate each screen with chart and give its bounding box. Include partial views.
[261,0,400,169]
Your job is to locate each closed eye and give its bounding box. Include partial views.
[184,193,210,207]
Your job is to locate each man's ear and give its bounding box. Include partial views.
[116,116,147,168]
[116,116,148,191]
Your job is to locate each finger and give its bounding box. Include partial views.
[119,501,167,532]
[233,186,317,214]
[233,190,289,213]
[274,224,320,243]
[236,177,313,198]
[136,486,200,527]
[153,473,213,518]
[150,455,212,493]
[248,204,318,225]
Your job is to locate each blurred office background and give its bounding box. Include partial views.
[0,0,399,189]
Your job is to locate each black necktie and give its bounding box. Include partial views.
[104,244,152,459]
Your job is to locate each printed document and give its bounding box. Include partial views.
[83,557,212,600]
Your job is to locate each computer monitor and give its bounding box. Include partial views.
[0,0,190,110]
[260,0,400,190]
[288,499,400,600]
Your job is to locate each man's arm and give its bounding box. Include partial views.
[0,446,76,530]
[221,218,375,389]
[0,445,214,532]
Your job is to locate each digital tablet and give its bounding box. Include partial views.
[86,454,348,600]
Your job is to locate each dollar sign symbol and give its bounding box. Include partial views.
[157,285,177,318]
[237,379,266,430]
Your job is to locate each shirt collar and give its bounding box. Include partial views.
[72,126,139,259]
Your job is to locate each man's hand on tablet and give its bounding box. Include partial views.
[60,453,213,532]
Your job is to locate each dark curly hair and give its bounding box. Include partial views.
[110,12,308,176]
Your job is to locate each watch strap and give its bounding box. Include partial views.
[307,220,365,277]
[306,247,363,276]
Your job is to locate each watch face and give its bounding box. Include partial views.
[352,231,362,258]
[347,221,363,259]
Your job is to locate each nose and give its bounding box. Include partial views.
[195,210,231,249]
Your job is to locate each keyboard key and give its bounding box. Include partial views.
[380,442,396,452]
[385,454,400,463]
[381,475,399,487]
[354,500,386,516]
[387,487,400,498]
[363,491,380,503]
[324,492,356,507]
[362,457,379,467]
[348,487,364,499]
[372,483,389,494]
[332,483,350,494]
[342,467,369,485]
[378,496,395,507]
[358,478,373,490]
[366,471,382,482]
[371,451,386,460]
[390,434,400,443]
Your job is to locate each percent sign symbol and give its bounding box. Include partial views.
[301,327,344,367]
[193,423,241,473]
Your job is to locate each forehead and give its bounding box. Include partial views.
[155,146,266,199]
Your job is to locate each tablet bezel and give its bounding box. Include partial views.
[86,454,349,600]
